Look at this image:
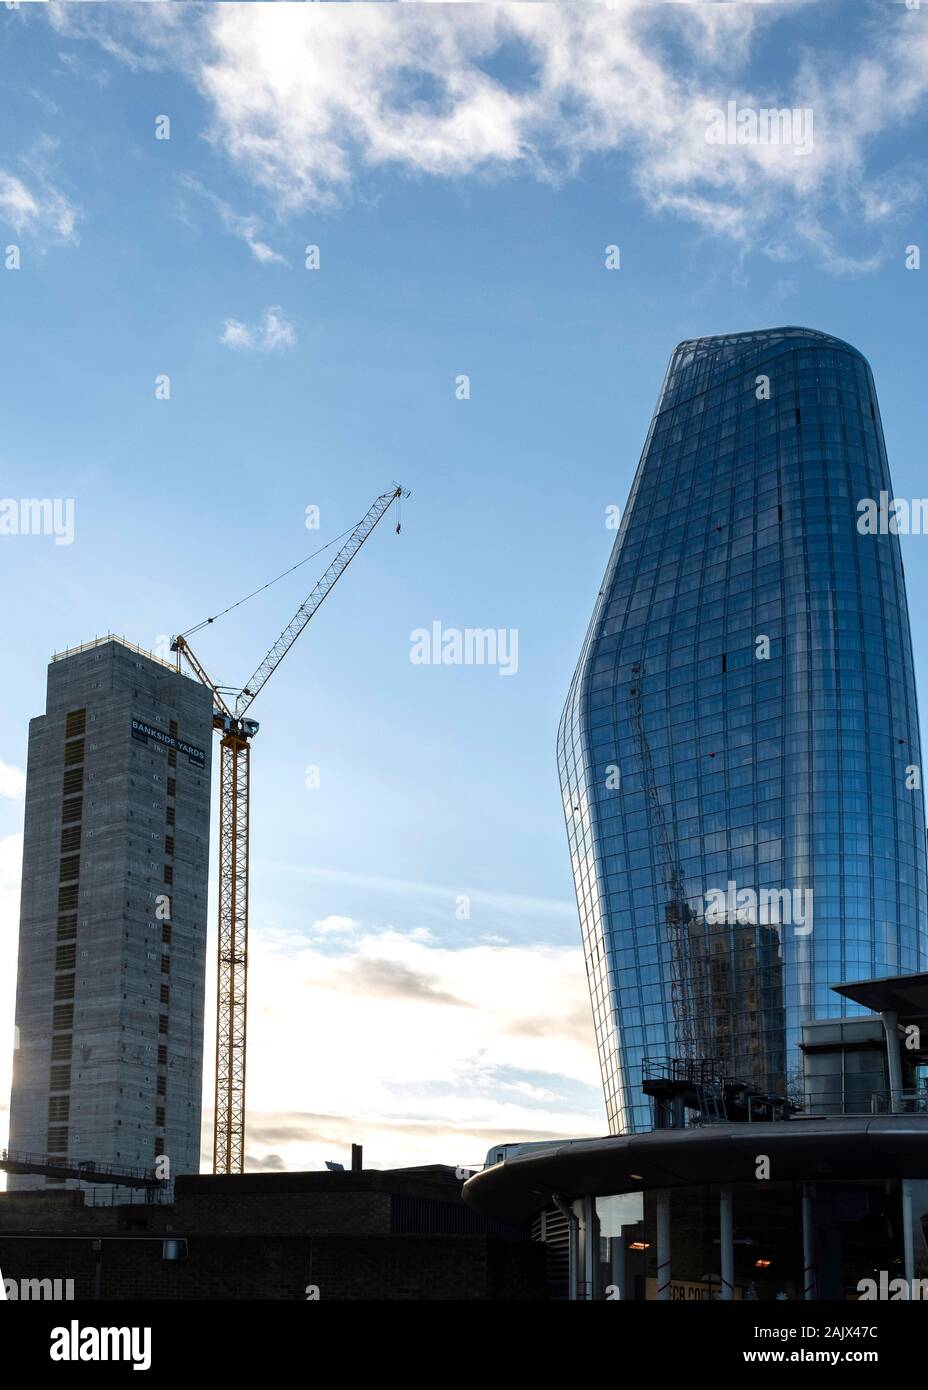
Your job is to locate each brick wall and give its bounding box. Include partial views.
[0,1232,546,1300]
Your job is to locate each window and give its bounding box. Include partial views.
[62,796,83,823]
[58,885,78,912]
[158,1014,168,1034]
[155,1106,166,1128]
[51,1035,72,1061]
[52,1004,74,1030]
[61,826,81,853]
[161,924,172,945]
[55,944,76,970]
[157,1045,167,1066]
[157,1075,166,1097]
[64,739,85,766]
[168,750,177,769]
[65,709,86,738]
[161,955,170,974]
[164,865,173,885]
[56,915,77,940]
[54,974,75,1001]
[59,855,80,882]
[48,1096,70,1123]
[166,805,175,827]
[47,1127,69,1154]
[165,836,175,856]
[50,1064,71,1091]
[160,985,170,1006]
[62,769,83,795]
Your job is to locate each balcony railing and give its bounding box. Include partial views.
[745,1089,928,1121]
[0,1147,162,1186]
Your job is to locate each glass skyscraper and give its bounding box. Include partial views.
[558,327,928,1135]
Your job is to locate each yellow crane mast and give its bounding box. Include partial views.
[172,485,408,1173]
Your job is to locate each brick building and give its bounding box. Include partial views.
[0,1166,544,1300]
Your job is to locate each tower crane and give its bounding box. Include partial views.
[172,485,408,1173]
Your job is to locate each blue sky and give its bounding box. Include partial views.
[2,0,928,1174]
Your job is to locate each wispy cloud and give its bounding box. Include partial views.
[311,914,358,936]
[331,954,475,1008]
[0,168,76,241]
[0,762,26,800]
[266,860,576,925]
[220,305,296,353]
[179,173,287,265]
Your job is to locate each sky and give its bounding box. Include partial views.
[1,0,928,1179]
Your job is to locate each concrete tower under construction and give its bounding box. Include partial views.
[8,636,212,1189]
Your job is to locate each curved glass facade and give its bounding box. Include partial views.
[558,327,928,1135]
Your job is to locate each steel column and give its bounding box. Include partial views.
[902,1178,915,1289]
[609,1235,626,1300]
[719,1186,734,1300]
[213,734,250,1174]
[881,1010,903,1112]
[802,1182,816,1300]
[656,1189,671,1300]
[553,1193,580,1301]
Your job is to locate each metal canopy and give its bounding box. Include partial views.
[832,971,928,1021]
[462,1117,928,1225]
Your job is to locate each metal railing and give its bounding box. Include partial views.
[868,1089,928,1115]
[0,1147,161,1187]
[51,633,176,671]
[746,1089,928,1120]
[664,1088,928,1125]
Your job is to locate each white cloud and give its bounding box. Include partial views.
[311,914,358,935]
[220,305,296,353]
[47,0,190,73]
[0,761,26,800]
[261,306,296,351]
[0,169,76,241]
[202,923,602,1173]
[247,237,285,266]
[179,173,287,265]
[219,317,252,350]
[38,1,928,270]
[184,2,928,271]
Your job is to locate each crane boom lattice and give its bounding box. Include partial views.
[629,663,696,1060]
[236,488,404,717]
